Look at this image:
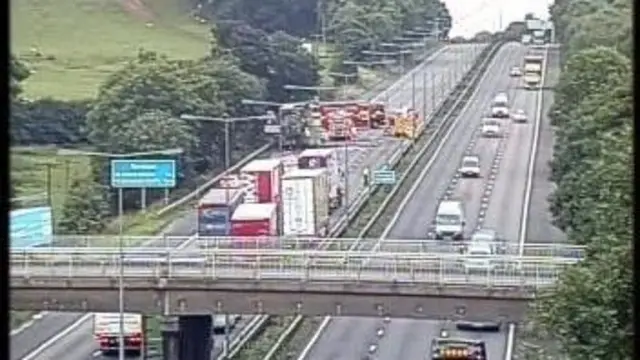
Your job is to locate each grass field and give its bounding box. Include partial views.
[11,0,211,100]
[11,147,92,228]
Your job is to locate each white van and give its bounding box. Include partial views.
[434,200,465,240]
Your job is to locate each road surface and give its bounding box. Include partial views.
[304,42,542,360]
[10,44,483,360]
[524,45,566,244]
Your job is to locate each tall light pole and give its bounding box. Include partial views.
[327,72,358,98]
[362,49,412,71]
[283,84,338,101]
[179,114,276,170]
[343,59,396,104]
[57,147,183,360]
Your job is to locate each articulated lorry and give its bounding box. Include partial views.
[522,55,544,90]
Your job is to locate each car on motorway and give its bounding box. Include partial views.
[490,92,510,118]
[434,200,465,240]
[463,242,496,273]
[509,66,522,77]
[430,337,488,359]
[458,155,481,178]
[511,109,528,122]
[455,319,502,332]
[481,118,501,137]
[470,228,506,254]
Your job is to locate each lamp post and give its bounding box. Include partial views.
[283,84,339,101]
[57,147,183,360]
[179,114,276,170]
[327,72,358,98]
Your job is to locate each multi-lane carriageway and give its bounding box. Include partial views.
[10,43,572,360]
[10,44,485,360]
[301,43,564,360]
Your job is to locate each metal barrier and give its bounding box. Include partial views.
[15,237,587,259]
[10,250,579,289]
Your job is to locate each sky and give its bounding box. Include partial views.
[442,0,554,38]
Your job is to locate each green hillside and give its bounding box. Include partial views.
[11,0,211,100]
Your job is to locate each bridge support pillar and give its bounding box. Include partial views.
[178,315,214,360]
[161,316,180,360]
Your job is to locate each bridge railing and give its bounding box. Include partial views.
[20,236,587,259]
[10,250,580,289]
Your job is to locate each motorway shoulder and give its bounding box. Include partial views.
[524,46,566,243]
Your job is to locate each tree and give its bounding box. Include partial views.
[532,241,633,359]
[10,55,30,100]
[57,179,111,234]
[523,1,634,358]
[201,0,318,37]
[549,46,630,129]
[86,50,267,211]
[215,22,320,102]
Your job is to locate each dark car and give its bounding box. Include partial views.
[455,320,501,332]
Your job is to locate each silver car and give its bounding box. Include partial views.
[470,228,506,254]
[511,109,528,122]
[458,155,481,177]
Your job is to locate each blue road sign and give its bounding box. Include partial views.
[373,167,396,185]
[10,206,53,248]
[110,159,176,188]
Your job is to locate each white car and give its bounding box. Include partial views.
[458,155,480,178]
[464,242,496,273]
[509,67,522,77]
[511,109,528,122]
[481,119,501,137]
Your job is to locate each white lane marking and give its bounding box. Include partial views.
[92,350,101,357]
[378,44,509,242]
[10,311,49,336]
[517,45,550,256]
[504,323,517,360]
[297,316,332,360]
[21,313,93,360]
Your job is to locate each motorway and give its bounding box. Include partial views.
[10,44,483,360]
[304,42,554,360]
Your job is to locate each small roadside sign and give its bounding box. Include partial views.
[264,125,281,134]
[373,166,396,185]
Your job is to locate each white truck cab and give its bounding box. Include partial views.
[434,200,465,240]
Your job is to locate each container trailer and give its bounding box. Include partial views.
[281,168,330,237]
[240,158,283,204]
[197,188,244,237]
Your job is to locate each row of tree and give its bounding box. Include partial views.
[11,0,452,234]
[525,0,632,358]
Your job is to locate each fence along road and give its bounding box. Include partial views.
[300,42,528,360]
[10,44,481,360]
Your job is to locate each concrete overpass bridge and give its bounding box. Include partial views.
[11,249,581,322]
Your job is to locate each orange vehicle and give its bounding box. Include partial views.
[325,109,355,140]
[319,101,387,129]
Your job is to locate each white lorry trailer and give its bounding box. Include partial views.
[93,313,144,356]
